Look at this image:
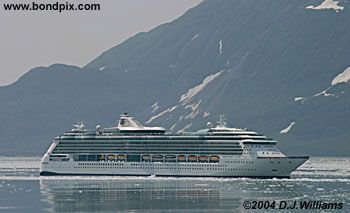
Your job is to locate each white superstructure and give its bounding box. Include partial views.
[40,113,308,178]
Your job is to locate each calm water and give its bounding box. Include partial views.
[0,157,349,212]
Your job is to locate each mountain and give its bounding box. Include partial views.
[1,0,350,156]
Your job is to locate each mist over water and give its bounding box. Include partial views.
[0,157,349,212]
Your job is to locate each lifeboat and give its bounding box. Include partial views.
[152,155,163,162]
[198,156,208,162]
[210,155,220,163]
[107,154,115,161]
[177,155,186,162]
[188,155,198,162]
[98,154,106,161]
[117,154,126,161]
[142,155,151,161]
[165,155,176,162]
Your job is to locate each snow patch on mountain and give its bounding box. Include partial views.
[294,96,307,103]
[303,67,350,98]
[151,102,159,113]
[184,100,201,119]
[314,86,334,97]
[280,122,296,134]
[177,123,192,133]
[331,67,350,85]
[170,115,184,131]
[179,70,224,104]
[306,0,344,12]
[294,97,304,101]
[99,66,107,71]
[219,40,223,55]
[191,34,199,40]
[203,112,210,118]
[295,96,308,104]
[146,105,178,124]
[147,70,224,124]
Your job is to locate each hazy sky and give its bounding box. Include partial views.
[0,0,202,86]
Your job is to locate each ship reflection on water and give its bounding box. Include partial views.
[1,157,348,212]
[39,177,301,212]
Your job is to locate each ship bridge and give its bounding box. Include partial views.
[113,113,166,134]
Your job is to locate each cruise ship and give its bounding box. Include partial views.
[40,113,309,178]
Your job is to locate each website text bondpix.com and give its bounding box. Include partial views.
[3,1,101,13]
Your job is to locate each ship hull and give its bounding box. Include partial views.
[40,156,308,178]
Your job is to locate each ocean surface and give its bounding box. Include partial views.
[0,157,349,212]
